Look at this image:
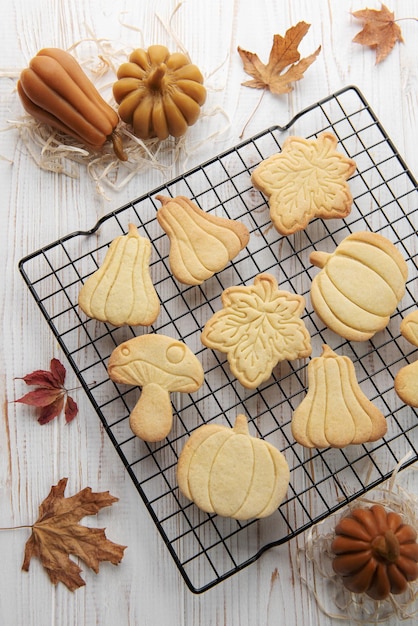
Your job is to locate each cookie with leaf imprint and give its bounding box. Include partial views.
[250,132,356,235]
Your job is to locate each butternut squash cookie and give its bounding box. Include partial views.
[251,132,356,235]
[201,273,311,388]
[78,223,160,327]
[291,344,387,449]
[309,231,408,342]
[156,195,249,285]
[394,310,418,407]
[177,413,290,520]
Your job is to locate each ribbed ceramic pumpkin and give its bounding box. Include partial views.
[17,47,126,159]
[113,45,206,140]
[177,414,290,520]
[78,223,160,327]
[310,231,408,341]
[331,504,418,600]
[291,345,387,448]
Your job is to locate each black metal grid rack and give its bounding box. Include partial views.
[19,86,418,593]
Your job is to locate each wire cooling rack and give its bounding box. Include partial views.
[19,86,418,593]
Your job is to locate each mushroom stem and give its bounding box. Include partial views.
[129,382,173,442]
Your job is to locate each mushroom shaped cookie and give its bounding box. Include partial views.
[108,334,204,442]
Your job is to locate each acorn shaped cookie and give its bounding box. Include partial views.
[309,231,408,341]
[177,414,290,520]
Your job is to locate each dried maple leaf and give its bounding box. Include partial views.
[237,22,321,95]
[201,274,311,388]
[352,4,404,63]
[22,478,126,591]
[15,358,78,424]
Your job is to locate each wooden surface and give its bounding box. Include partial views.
[1,1,417,624]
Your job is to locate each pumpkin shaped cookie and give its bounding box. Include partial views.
[113,45,206,140]
[310,231,408,341]
[177,414,290,520]
[251,132,356,235]
[291,345,387,448]
[78,223,160,327]
[332,504,418,600]
[155,195,250,285]
[394,310,418,407]
[201,273,311,389]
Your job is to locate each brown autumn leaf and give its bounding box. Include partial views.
[15,358,78,424]
[237,22,321,95]
[352,4,404,63]
[22,478,126,591]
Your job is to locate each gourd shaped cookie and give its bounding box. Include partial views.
[394,310,418,406]
[310,231,408,341]
[156,195,250,285]
[201,273,311,388]
[78,224,160,327]
[331,504,418,600]
[291,344,387,448]
[251,132,356,235]
[177,414,290,520]
[108,334,204,442]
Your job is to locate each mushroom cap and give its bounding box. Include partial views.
[108,334,204,392]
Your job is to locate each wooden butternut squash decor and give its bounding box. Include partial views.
[291,345,387,448]
[17,48,126,159]
[78,224,160,327]
[177,414,290,520]
[155,195,250,285]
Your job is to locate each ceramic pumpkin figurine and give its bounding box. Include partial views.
[309,231,408,341]
[331,504,418,600]
[177,414,290,520]
[113,45,206,140]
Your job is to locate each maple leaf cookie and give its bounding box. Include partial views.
[201,273,311,388]
[251,132,356,235]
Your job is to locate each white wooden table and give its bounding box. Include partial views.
[1,1,417,624]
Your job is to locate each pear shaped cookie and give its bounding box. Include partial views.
[201,273,311,388]
[291,345,387,448]
[156,195,249,285]
[309,231,408,341]
[251,132,356,235]
[177,413,290,520]
[78,223,160,327]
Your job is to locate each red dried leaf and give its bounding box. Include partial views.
[15,358,78,424]
[64,396,78,424]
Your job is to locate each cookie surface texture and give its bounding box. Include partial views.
[394,310,418,407]
[177,413,290,520]
[108,334,204,442]
[250,132,356,235]
[78,223,160,327]
[309,231,408,341]
[201,273,311,388]
[155,195,249,285]
[291,344,387,448]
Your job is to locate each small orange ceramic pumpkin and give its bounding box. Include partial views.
[113,45,206,140]
[331,504,418,600]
